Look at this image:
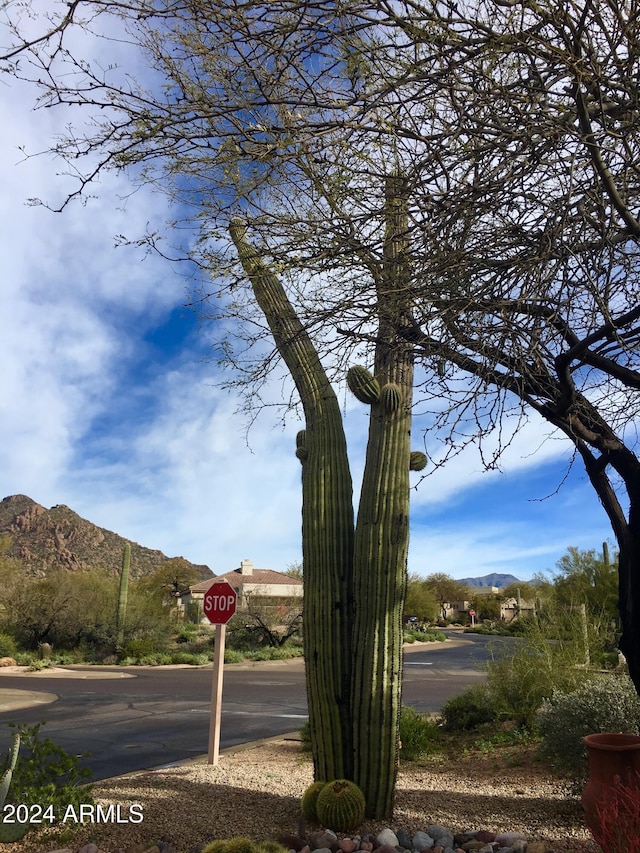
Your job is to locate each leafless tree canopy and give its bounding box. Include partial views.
[3,0,640,686]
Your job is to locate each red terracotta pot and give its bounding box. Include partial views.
[581,733,640,837]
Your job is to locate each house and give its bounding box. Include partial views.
[441,587,535,623]
[179,559,303,623]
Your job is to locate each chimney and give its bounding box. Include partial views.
[239,559,253,576]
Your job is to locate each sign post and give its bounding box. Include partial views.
[203,581,237,765]
[469,608,476,627]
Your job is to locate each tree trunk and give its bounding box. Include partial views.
[573,432,640,694]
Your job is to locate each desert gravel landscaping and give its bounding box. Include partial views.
[0,736,600,853]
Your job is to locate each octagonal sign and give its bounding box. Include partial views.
[203,581,238,625]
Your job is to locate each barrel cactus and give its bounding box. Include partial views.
[347,365,381,405]
[315,779,366,831]
[301,780,327,823]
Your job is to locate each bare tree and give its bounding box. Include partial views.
[3,0,640,811]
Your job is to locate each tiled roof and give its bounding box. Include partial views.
[189,568,303,593]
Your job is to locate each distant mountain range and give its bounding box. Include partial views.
[458,573,531,588]
[0,494,213,580]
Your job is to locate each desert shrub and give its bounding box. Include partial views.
[243,646,303,662]
[223,649,245,664]
[175,623,199,643]
[405,628,446,643]
[122,637,156,660]
[14,652,37,666]
[484,618,593,728]
[537,673,640,785]
[298,719,311,751]
[440,685,498,732]
[26,659,52,672]
[0,632,17,658]
[3,722,93,820]
[399,706,441,760]
[168,651,210,665]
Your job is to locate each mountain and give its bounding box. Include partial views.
[458,573,530,588]
[0,494,213,581]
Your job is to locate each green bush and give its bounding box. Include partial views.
[536,673,640,786]
[122,638,156,660]
[399,706,441,760]
[0,633,17,658]
[404,628,446,643]
[440,685,498,732]
[298,719,311,751]
[3,722,93,820]
[175,623,198,643]
[169,651,210,665]
[483,625,592,728]
[243,646,304,662]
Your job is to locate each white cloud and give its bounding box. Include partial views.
[0,16,619,584]
[0,71,186,503]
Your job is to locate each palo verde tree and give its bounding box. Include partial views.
[4,0,640,803]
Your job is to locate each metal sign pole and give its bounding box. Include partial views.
[208,622,226,765]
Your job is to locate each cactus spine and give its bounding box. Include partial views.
[116,542,131,654]
[229,176,413,818]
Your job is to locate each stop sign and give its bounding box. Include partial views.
[203,581,238,624]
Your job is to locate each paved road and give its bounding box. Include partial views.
[0,632,508,780]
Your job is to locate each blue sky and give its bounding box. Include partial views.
[0,31,615,582]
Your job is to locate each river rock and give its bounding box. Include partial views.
[494,832,526,847]
[427,827,455,850]
[310,830,338,850]
[376,829,399,848]
[412,831,434,851]
[395,829,412,850]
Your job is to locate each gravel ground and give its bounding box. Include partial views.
[0,737,600,853]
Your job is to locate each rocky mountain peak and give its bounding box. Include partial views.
[0,494,212,581]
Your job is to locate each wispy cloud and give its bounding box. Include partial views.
[0,53,615,581]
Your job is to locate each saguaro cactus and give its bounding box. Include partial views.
[229,175,415,817]
[116,542,131,653]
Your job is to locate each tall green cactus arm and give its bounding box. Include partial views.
[230,218,355,782]
[116,542,131,652]
[0,733,20,809]
[351,174,414,818]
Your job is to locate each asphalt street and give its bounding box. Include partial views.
[0,632,506,780]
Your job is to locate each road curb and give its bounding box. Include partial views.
[0,688,58,713]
